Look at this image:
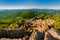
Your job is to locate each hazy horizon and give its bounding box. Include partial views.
[0,0,60,9]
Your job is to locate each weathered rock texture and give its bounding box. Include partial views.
[0,28,24,38]
[29,30,44,40]
[0,18,60,40]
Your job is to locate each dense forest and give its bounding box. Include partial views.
[0,9,60,29]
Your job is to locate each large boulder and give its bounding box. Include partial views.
[0,29,7,38]
[29,30,44,40]
[0,28,24,38]
[8,29,24,38]
[44,32,52,40]
[44,31,59,40]
[48,28,60,40]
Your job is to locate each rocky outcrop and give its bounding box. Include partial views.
[29,28,60,40]
[0,28,24,38]
[28,18,60,40]
[0,18,60,40]
[47,28,60,40]
[44,32,52,40]
[44,31,59,40]
[29,30,44,40]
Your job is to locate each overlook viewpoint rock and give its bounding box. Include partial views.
[0,18,60,40]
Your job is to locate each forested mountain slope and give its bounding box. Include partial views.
[0,9,60,29]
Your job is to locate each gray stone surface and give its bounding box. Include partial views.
[0,29,24,38]
[29,30,44,40]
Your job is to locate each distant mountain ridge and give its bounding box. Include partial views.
[0,9,60,22]
[0,9,60,13]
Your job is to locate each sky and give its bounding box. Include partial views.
[0,0,60,9]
